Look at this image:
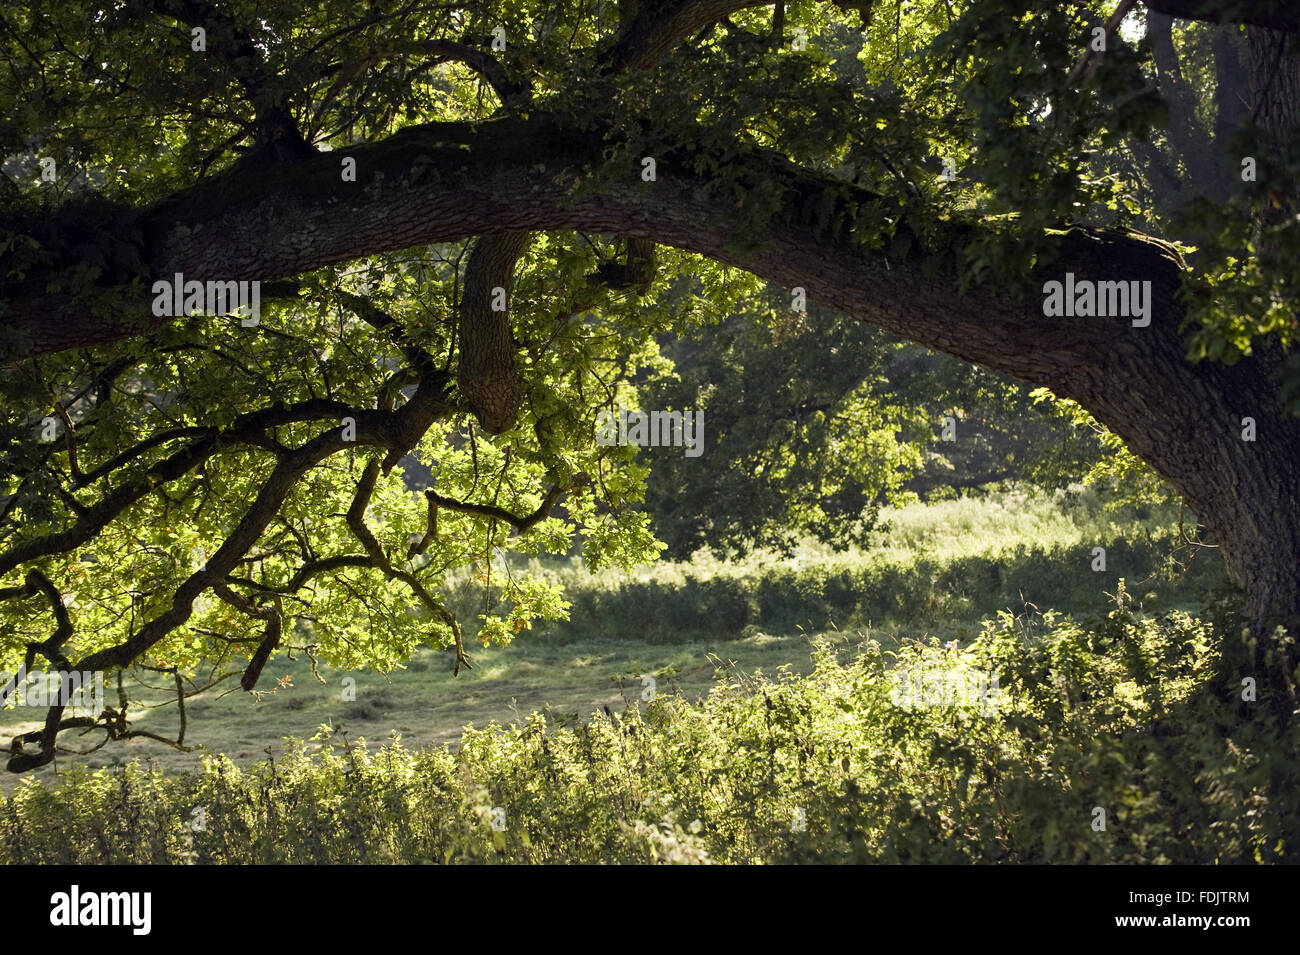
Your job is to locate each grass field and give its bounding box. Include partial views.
[0,486,1226,787]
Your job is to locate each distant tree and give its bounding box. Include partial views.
[639,293,1107,560]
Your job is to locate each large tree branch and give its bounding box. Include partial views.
[458,230,531,433]
[1,110,1295,613]
[602,0,778,72]
[1140,0,1298,32]
[2,113,1141,383]
[0,569,75,710]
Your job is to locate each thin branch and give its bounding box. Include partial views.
[1067,0,1138,89]
[426,477,584,535]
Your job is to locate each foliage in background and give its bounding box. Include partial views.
[637,294,923,559]
[638,288,1117,560]
[447,486,1225,644]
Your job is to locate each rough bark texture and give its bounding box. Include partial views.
[1248,23,1300,222]
[458,230,531,433]
[1249,25,1300,136]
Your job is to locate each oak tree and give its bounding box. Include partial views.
[1,0,1297,768]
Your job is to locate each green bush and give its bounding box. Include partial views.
[4,592,1293,864]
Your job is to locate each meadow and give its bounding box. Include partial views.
[6,486,1293,864]
[0,485,1217,777]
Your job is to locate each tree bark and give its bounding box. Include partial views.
[1247,22,1300,223]
[458,231,531,433]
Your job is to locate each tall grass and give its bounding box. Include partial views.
[443,487,1225,644]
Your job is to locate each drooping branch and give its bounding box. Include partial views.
[346,459,470,673]
[425,476,582,535]
[70,369,454,676]
[17,569,74,655]
[346,459,388,563]
[7,702,69,773]
[50,402,83,484]
[7,666,203,771]
[602,0,779,72]
[458,230,531,433]
[408,493,439,559]
[0,569,75,709]
[1,569,83,771]
[239,607,283,691]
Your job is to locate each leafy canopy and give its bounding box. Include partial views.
[0,0,1290,756]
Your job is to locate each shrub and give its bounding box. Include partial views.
[3,592,1293,864]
